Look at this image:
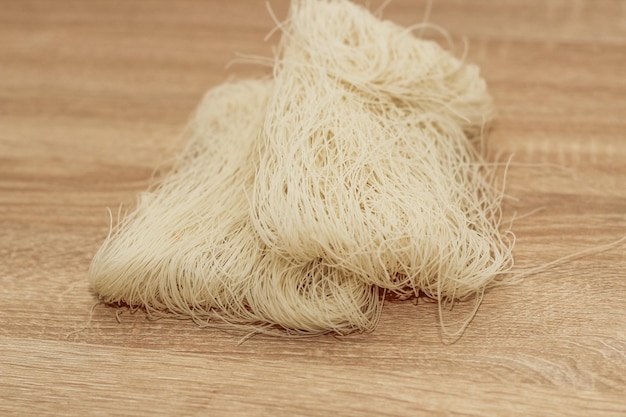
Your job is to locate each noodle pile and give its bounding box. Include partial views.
[88,0,513,336]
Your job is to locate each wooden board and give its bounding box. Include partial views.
[1,1,625,415]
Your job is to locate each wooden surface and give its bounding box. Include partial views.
[1,1,625,416]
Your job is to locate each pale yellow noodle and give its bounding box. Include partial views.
[88,80,381,335]
[251,0,513,316]
[89,0,515,336]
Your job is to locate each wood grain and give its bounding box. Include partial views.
[1,1,625,416]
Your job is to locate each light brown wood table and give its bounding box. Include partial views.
[1,1,625,416]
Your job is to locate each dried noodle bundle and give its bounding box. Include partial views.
[88,0,513,336]
[89,80,381,335]
[252,0,513,303]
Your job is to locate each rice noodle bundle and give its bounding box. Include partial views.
[88,80,381,335]
[88,0,514,336]
[251,0,513,302]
